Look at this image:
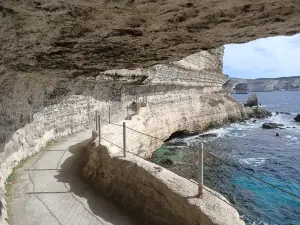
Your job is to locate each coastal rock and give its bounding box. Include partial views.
[252,107,272,119]
[276,111,291,115]
[294,114,300,122]
[245,93,258,107]
[262,123,284,129]
[164,130,199,142]
[280,112,291,115]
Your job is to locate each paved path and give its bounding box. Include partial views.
[7,129,140,225]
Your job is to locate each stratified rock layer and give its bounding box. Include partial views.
[1,0,300,75]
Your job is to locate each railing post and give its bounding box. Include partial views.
[95,111,98,131]
[198,143,204,196]
[126,105,129,120]
[137,99,140,113]
[98,115,101,145]
[123,122,126,157]
[70,107,74,132]
[108,105,111,123]
[87,96,90,127]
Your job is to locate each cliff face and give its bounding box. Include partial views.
[104,47,225,86]
[227,76,300,92]
[1,0,300,75]
[0,47,255,224]
[0,47,226,157]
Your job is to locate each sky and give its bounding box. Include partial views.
[223,34,300,79]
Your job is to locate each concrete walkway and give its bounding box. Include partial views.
[7,129,140,225]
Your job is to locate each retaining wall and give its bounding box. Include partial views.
[82,89,253,225]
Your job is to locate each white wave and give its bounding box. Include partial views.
[259,104,268,108]
[265,114,296,126]
[250,221,269,225]
[284,135,299,145]
[183,113,300,146]
[239,158,266,166]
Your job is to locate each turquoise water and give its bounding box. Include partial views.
[152,91,300,225]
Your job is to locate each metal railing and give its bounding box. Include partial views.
[93,97,205,196]
[93,100,300,203]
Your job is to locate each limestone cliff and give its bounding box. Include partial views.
[227,76,300,92]
[102,47,225,86]
[0,47,256,224]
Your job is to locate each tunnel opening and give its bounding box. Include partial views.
[223,34,300,93]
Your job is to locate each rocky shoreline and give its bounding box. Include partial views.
[150,94,272,178]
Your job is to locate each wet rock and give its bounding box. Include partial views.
[160,159,173,165]
[164,130,198,142]
[262,123,284,129]
[294,114,300,122]
[253,107,272,119]
[199,133,218,138]
[276,133,279,136]
[253,120,257,123]
[280,112,291,115]
[244,93,258,107]
[276,111,291,115]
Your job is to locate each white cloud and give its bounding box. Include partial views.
[223,34,300,79]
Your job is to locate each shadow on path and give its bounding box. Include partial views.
[55,139,140,225]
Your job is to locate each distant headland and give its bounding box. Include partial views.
[225,75,300,93]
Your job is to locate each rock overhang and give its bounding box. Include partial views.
[1,0,300,76]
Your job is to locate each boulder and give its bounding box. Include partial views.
[253,107,272,119]
[294,114,300,122]
[262,123,284,129]
[245,93,258,107]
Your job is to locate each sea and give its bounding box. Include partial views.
[152,91,300,225]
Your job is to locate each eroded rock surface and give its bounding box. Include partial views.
[262,123,284,129]
[245,93,258,107]
[1,0,300,75]
[294,114,300,122]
